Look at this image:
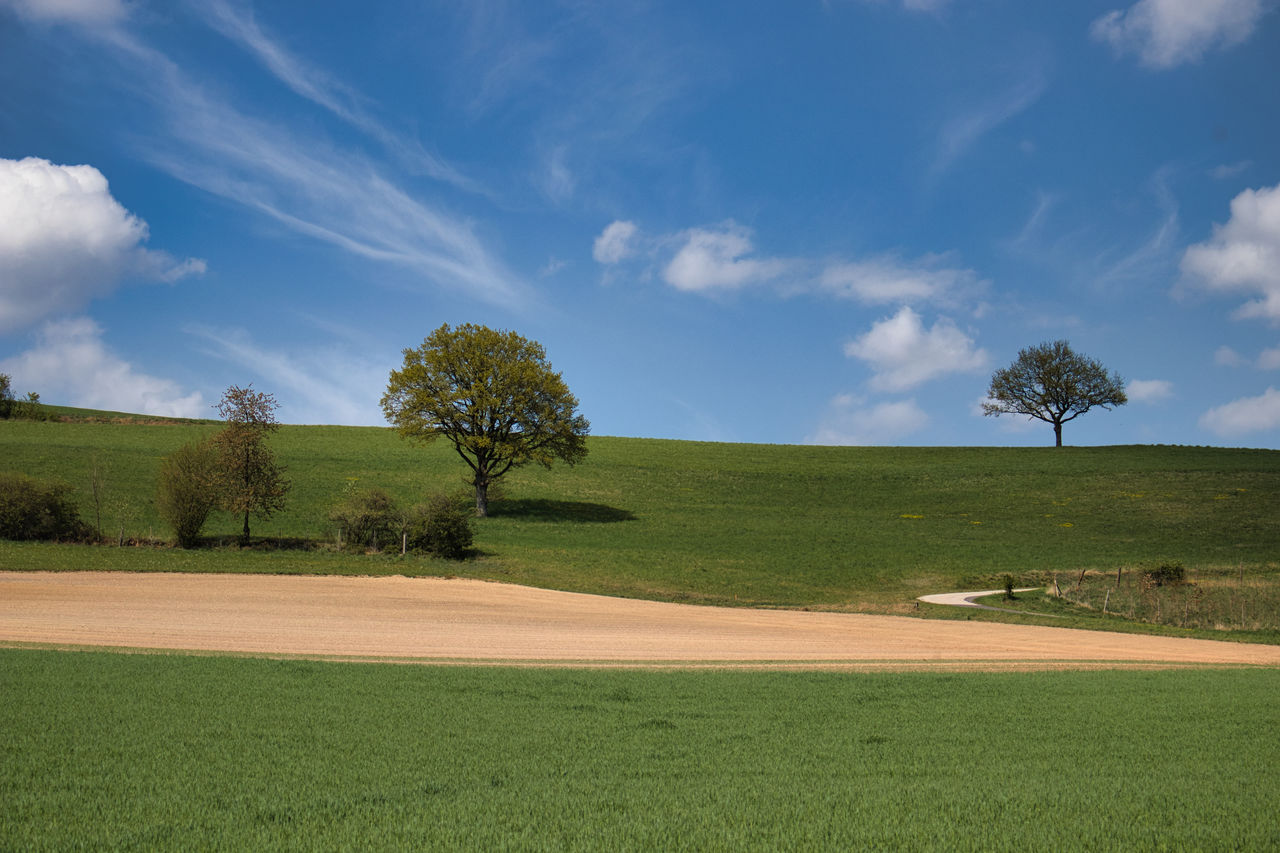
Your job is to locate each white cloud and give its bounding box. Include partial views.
[1091,0,1268,68]
[592,220,639,265]
[1215,345,1247,366]
[0,317,205,417]
[1258,347,1280,370]
[0,156,205,333]
[1127,378,1175,402]
[808,394,929,446]
[819,255,984,307]
[0,0,126,25]
[1199,387,1280,436]
[844,307,988,392]
[188,325,387,426]
[538,145,575,203]
[662,223,790,292]
[1181,182,1280,322]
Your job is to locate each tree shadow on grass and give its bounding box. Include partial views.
[488,498,637,524]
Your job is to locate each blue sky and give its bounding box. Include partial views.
[2,0,1278,447]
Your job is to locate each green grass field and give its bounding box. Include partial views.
[2,649,1277,850]
[3,417,1278,620]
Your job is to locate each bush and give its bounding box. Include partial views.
[406,494,474,560]
[156,439,220,548]
[0,472,91,541]
[0,374,13,420]
[328,487,399,551]
[1144,562,1186,588]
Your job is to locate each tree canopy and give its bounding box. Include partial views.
[381,323,590,516]
[983,340,1127,447]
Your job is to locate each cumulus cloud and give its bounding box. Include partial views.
[1180,182,1280,323]
[844,307,988,392]
[1199,387,1280,436]
[1258,347,1280,370]
[0,317,205,417]
[808,394,929,446]
[1091,0,1268,68]
[0,157,205,333]
[592,220,640,264]
[819,255,984,307]
[662,223,791,292]
[1127,378,1175,402]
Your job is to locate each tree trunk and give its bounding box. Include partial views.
[475,481,489,518]
[242,511,250,545]
[1053,421,1063,447]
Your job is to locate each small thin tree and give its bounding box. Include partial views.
[212,385,290,544]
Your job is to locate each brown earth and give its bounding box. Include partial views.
[2,571,1278,670]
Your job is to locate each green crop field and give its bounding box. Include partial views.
[2,416,1279,630]
[2,649,1277,850]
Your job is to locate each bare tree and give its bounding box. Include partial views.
[983,340,1127,447]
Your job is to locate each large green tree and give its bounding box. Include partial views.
[983,340,1127,447]
[212,385,291,543]
[382,324,590,517]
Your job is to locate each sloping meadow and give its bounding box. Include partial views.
[2,418,1278,614]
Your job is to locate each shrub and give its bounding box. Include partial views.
[0,374,13,420]
[1144,562,1186,588]
[328,487,399,551]
[0,472,91,541]
[156,439,220,548]
[406,494,474,559]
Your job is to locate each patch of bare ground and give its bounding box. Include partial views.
[2,572,1278,670]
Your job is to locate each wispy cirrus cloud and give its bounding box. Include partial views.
[0,0,127,25]
[188,324,388,426]
[191,0,478,192]
[13,2,528,309]
[932,71,1047,176]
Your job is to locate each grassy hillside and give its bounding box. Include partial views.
[3,650,1278,850]
[2,416,1278,616]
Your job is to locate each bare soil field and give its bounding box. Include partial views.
[2,572,1277,670]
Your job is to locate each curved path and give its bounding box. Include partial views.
[2,572,1277,670]
[918,588,1039,609]
[917,587,1061,617]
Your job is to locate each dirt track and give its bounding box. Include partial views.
[2,572,1278,670]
